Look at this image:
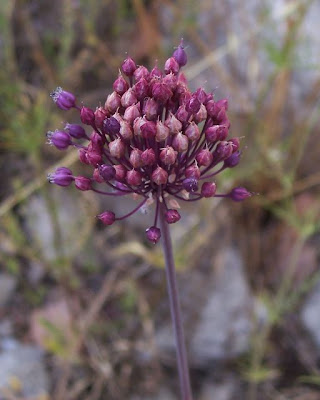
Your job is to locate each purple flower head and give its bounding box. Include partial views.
[48,42,249,243]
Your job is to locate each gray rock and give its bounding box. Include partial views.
[301,279,320,351]
[0,339,49,398]
[0,273,17,306]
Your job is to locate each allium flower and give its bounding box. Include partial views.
[48,41,250,244]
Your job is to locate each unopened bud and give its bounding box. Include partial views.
[143,98,158,121]
[185,164,200,179]
[175,105,189,123]
[165,209,181,224]
[182,177,198,192]
[152,82,172,103]
[65,123,86,139]
[201,182,216,198]
[99,164,116,181]
[122,56,136,76]
[114,164,127,181]
[141,148,156,166]
[173,40,187,67]
[141,121,156,139]
[47,130,72,150]
[94,107,108,129]
[164,57,180,75]
[129,148,143,168]
[98,211,116,225]
[156,120,170,142]
[229,187,251,202]
[146,226,161,244]
[152,166,168,185]
[119,120,133,140]
[75,176,92,191]
[134,65,150,81]
[105,92,121,113]
[104,117,121,135]
[165,113,182,134]
[50,87,76,110]
[126,169,142,186]
[80,107,95,125]
[196,149,213,166]
[133,78,149,101]
[185,122,200,141]
[48,167,73,187]
[113,74,129,95]
[186,96,201,114]
[160,146,177,165]
[121,88,137,108]
[224,150,241,168]
[109,138,125,158]
[172,132,188,152]
[193,103,207,124]
[124,103,141,123]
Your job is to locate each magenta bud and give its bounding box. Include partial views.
[173,40,187,67]
[98,211,116,226]
[165,113,182,134]
[214,141,233,161]
[165,209,181,224]
[228,137,240,152]
[163,73,177,90]
[133,78,149,100]
[182,177,199,193]
[134,65,150,81]
[75,176,92,191]
[193,103,207,124]
[141,148,156,166]
[124,103,141,123]
[185,122,200,141]
[113,74,129,95]
[99,164,116,181]
[48,167,74,187]
[90,132,104,151]
[86,150,102,166]
[65,123,86,139]
[122,57,136,76]
[175,105,189,123]
[80,107,95,125]
[196,149,213,166]
[172,132,188,152]
[47,130,72,150]
[201,182,216,198]
[114,164,127,181]
[224,150,241,168]
[104,117,121,135]
[78,148,89,164]
[105,92,121,113]
[186,96,201,114]
[143,98,158,121]
[205,125,226,143]
[216,98,228,110]
[109,138,125,159]
[150,65,163,79]
[152,166,168,185]
[156,120,170,142]
[141,121,156,139]
[126,169,142,186]
[119,120,133,141]
[94,107,109,129]
[50,87,76,110]
[194,88,207,104]
[129,148,143,168]
[160,146,177,166]
[185,164,200,179]
[230,187,251,202]
[164,57,180,75]
[206,100,218,117]
[152,82,172,103]
[146,226,161,244]
[121,88,137,108]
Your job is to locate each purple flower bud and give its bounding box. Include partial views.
[164,57,180,75]
[175,105,189,123]
[206,100,218,117]
[185,122,200,141]
[141,121,156,139]
[201,182,216,198]
[228,137,240,152]
[196,149,213,166]
[182,177,198,193]
[109,138,125,159]
[205,125,227,143]
[163,73,177,90]
[134,65,150,81]
[186,96,201,114]
[80,107,95,125]
[121,88,137,108]
[229,187,251,202]
[193,104,207,124]
[105,92,121,113]
[156,120,170,142]
[126,169,142,186]
[160,146,177,166]
[78,148,89,164]
[185,164,200,179]
[129,148,143,168]
[114,164,127,181]
[146,226,161,244]
[133,78,149,101]
[93,168,104,183]
[194,88,207,104]
[122,57,136,76]
[86,150,102,166]
[224,150,241,168]
[98,211,116,225]
[173,40,187,67]
[99,164,116,181]
[141,148,156,166]
[150,65,163,79]
[50,87,76,110]
[75,176,92,191]
[124,103,141,123]
[65,123,86,139]
[216,98,228,110]
[213,141,233,162]
[47,130,72,150]
[152,166,168,185]
[143,98,158,121]
[165,209,181,224]
[48,167,74,187]
[119,120,133,141]
[104,117,121,135]
[94,107,109,129]
[113,74,129,95]
[90,132,105,151]
[165,113,182,135]
[152,82,172,103]
[172,132,188,152]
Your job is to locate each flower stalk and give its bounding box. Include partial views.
[159,203,193,400]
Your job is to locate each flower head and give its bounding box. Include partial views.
[48,42,249,243]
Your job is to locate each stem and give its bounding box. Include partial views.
[159,203,193,400]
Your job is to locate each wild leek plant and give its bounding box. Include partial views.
[48,40,250,400]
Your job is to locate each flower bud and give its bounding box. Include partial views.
[98,211,116,225]
[163,73,177,90]
[224,150,241,168]
[155,120,170,142]
[105,92,121,113]
[165,209,181,224]
[80,107,95,125]
[165,113,182,134]
[173,40,187,67]
[150,65,163,79]
[160,146,177,165]
[182,177,198,192]
[86,149,102,166]
[228,137,240,152]
[143,98,158,121]
[99,164,116,181]
[193,103,207,124]
[122,56,136,76]
[94,107,109,129]
[196,149,213,166]
[205,125,226,143]
[186,96,201,114]
[194,88,207,104]
[179,90,192,106]
[175,105,189,123]
[126,169,142,186]
[47,130,72,150]
[152,166,168,185]
[129,148,143,168]
[230,187,251,202]
[133,116,145,137]
[206,100,218,117]
[216,98,228,110]
[65,123,86,139]
[141,121,156,139]
[213,141,233,162]
[78,148,89,164]
[104,117,121,135]
[164,57,180,75]
[48,167,74,187]
[113,74,129,95]
[172,132,188,152]
[146,226,161,243]
[185,164,200,179]
[134,65,150,81]
[124,103,141,123]
[121,88,137,108]
[114,164,127,181]
[119,120,133,141]
[185,122,200,141]
[141,148,156,166]
[133,78,149,100]
[50,87,76,110]
[109,138,125,158]
[152,82,172,103]
[201,182,216,198]
[90,132,104,151]
[75,176,92,191]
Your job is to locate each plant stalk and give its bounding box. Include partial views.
[159,203,193,400]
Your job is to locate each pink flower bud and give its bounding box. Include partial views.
[205,125,226,143]
[213,141,233,161]
[103,117,120,135]
[156,120,170,142]
[122,56,136,76]
[114,164,127,181]
[134,65,150,81]
[143,98,158,121]
[124,103,141,123]
[78,148,89,164]
[126,169,142,186]
[206,100,218,117]
[152,82,172,103]
[75,176,92,191]
[160,146,177,165]
[109,138,125,158]
[80,107,95,125]
[129,148,143,168]
[165,113,182,134]
[193,103,207,124]
[152,166,168,185]
[98,211,116,225]
[196,149,213,166]
[172,132,188,152]
[105,92,121,113]
[94,107,108,129]
[216,98,228,110]
[194,88,207,104]
[164,57,180,75]
[185,164,200,179]
[121,88,137,108]
[150,65,163,79]
[165,209,181,224]
[186,96,201,114]
[133,78,149,100]
[141,121,156,139]
[113,74,129,95]
[133,116,146,137]
[228,137,240,152]
[146,226,161,244]
[119,120,133,141]
[86,150,102,166]
[93,168,104,183]
[185,122,200,141]
[163,73,177,90]
[175,105,189,123]
[141,148,156,166]
[201,182,216,198]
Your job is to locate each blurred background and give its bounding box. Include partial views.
[1,0,320,399]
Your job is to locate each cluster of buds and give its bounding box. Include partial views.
[48,40,251,243]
